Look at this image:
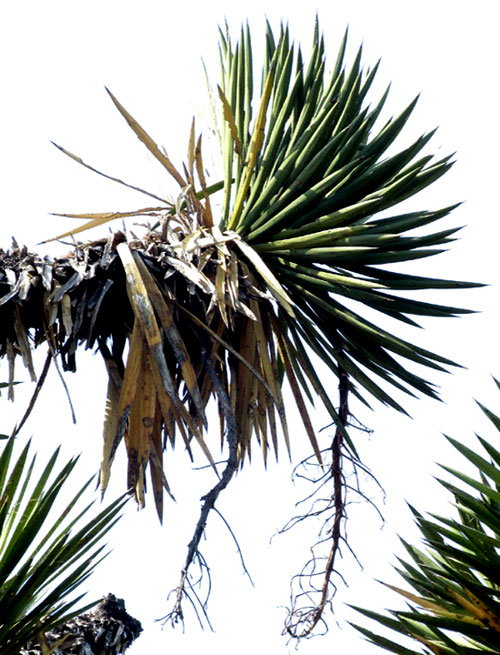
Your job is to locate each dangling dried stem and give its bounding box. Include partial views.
[283,365,360,639]
[280,367,383,639]
[161,348,239,627]
[281,388,383,640]
[11,349,52,437]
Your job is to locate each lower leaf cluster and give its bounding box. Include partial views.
[352,381,500,654]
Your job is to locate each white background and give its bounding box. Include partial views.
[0,1,499,653]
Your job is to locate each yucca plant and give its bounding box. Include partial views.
[0,434,128,655]
[352,381,500,654]
[0,19,478,634]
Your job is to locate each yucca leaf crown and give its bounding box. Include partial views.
[0,20,478,517]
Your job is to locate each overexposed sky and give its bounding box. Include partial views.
[1,2,499,654]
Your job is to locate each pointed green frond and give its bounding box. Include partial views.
[354,389,500,652]
[0,436,126,654]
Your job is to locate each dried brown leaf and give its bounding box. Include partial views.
[106,88,187,188]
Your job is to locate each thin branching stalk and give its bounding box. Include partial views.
[163,348,239,625]
[284,366,349,638]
